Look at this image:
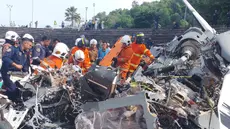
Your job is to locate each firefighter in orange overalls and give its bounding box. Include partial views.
[68,38,91,73]
[72,50,88,74]
[128,32,155,74]
[40,42,69,69]
[112,35,133,82]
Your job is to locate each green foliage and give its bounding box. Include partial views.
[65,6,81,27]
[94,0,229,29]
[94,12,106,21]
[104,9,134,28]
[180,19,189,28]
[189,0,230,25]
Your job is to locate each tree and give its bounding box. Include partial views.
[94,0,229,29]
[65,6,81,27]
[104,9,134,28]
[132,0,139,8]
[94,12,107,21]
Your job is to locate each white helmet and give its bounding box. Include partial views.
[75,38,82,46]
[90,39,97,45]
[52,42,70,59]
[74,50,85,62]
[120,35,131,46]
[22,34,34,43]
[5,31,20,42]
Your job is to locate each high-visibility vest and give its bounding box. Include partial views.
[68,46,91,72]
[129,42,154,73]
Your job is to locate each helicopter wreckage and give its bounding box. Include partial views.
[1,0,230,129]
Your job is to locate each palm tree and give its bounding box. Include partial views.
[65,6,81,27]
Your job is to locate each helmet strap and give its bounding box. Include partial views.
[5,39,15,45]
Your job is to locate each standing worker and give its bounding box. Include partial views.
[68,38,91,72]
[1,34,33,102]
[32,36,51,65]
[128,32,155,74]
[3,31,20,50]
[1,31,20,66]
[112,35,133,83]
[89,39,98,63]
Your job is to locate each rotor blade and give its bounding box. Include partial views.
[183,0,216,34]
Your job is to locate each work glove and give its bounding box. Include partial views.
[111,57,118,67]
[139,60,146,67]
[142,68,156,76]
[112,57,118,62]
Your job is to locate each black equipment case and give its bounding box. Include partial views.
[79,65,117,102]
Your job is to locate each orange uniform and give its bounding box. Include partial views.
[68,46,91,73]
[129,42,155,73]
[40,55,64,69]
[116,45,133,79]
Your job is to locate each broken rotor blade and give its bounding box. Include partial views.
[183,0,216,34]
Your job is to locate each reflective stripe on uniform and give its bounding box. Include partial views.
[32,57,39,59]
[144,49,148,54]
[120,68,129,72]
[133,53,143,57]
[129,69,135,73]
[130,63,138,68]
[82,38,85,44]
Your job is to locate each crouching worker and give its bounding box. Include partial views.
[69,50,88,75]
[68,38,91,73]
[39,42,69,70]
[112,35,133,84]
[1,34,33,102]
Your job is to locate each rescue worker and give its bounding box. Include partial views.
[40,42,69,69]
[1,34,33,102]
[32,35,51,65]
[68,38,91,72]
[72,50,87,74]
[112,35,133,82]
[13,34,20,48]
[128,32,155,74]
[2,31,20,53]
[48,38,60,52]
[89,39,98,63]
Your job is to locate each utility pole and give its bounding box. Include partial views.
[6,4,13,27]
[32,0,34,28]
[93,3,95,20]
[85,7,88,22]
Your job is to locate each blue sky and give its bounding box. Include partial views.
[0,0,153,28]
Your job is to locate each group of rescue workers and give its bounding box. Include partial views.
[0,31,155,102]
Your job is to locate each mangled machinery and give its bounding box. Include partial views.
[1,0,230,129]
